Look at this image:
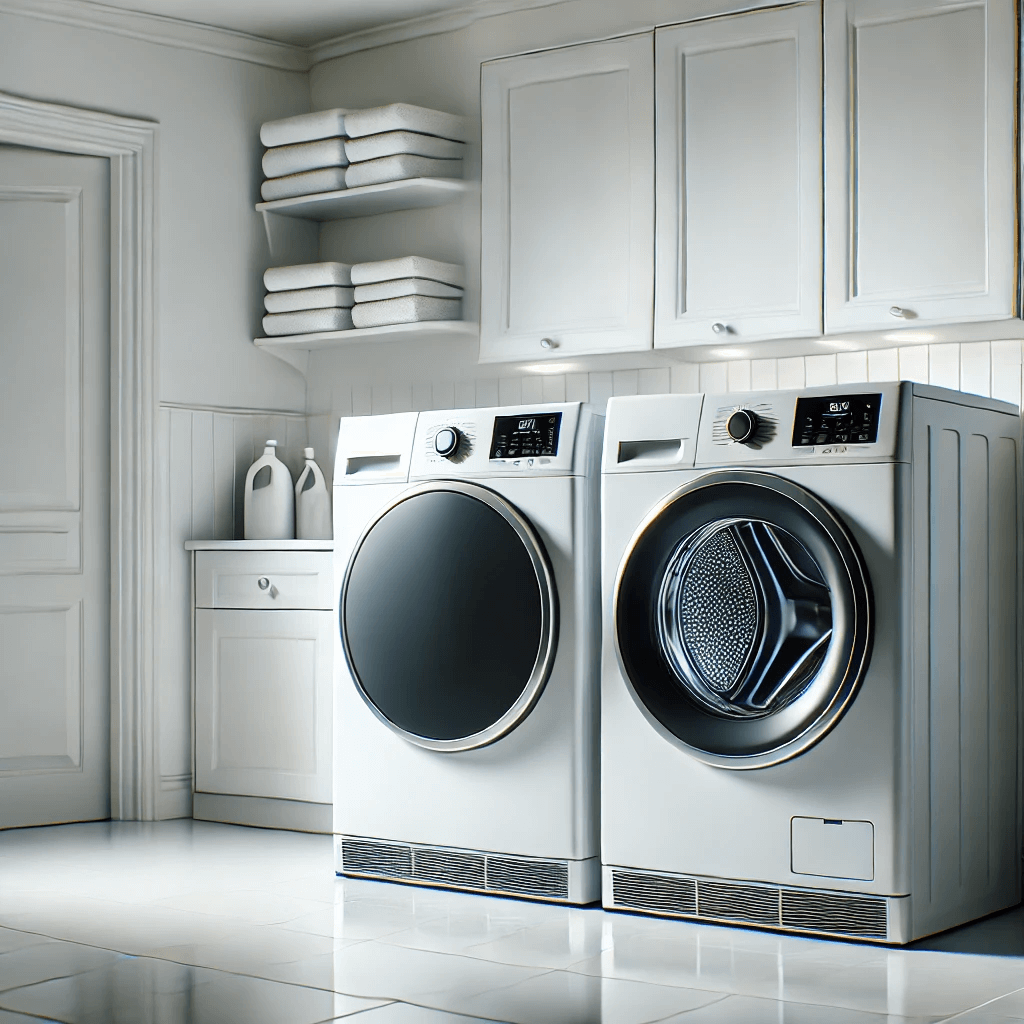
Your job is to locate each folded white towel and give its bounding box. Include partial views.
[260,167,347,202]
[345,155,462,189]
[264,286,355,313]
[351,296,462,329]
[353,278,463,303]
[263,138,348,179]
[344,103,467,142]
[264,262,353,292]
[260,109,348,148]
[263,308,354,336]
[351,257,464,288]
[345,131,465,164]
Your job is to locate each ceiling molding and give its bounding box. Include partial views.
[0,0,311,71]
[307,0,573,64]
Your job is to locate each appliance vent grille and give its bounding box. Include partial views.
[781,888,887,938]
[697,879,779,925]
[611,870,696,916]
[413,847,486,889]
[609,867,889,940]
[486,855,569,899]
[341,838,412,879]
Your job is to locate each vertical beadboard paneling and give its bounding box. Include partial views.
[454,380,476,408]
[867,348,898,382]
[371,385,393,414]
[391,383,413,413]
[777,357,805,389]
[476,379,500,407]
[671,363,700,393]
[750,358,778,391]
[433,380,456,409]
[836,350,868,384]
[332,383,353,417]
[498,376,522,407]
[284,416,309,483]
[897,345,930,384]
[412,381,433,410]
[589,372,614,408]
[190,412,215,543]
[351,383,372,416]
[542,374,566,403]
[612,369,639,396]
[805,354,837,387]
[232,415,255,540]
[212,414,235,541]
[520,376,544,405]
[156,407,173,782]
[990,341,1023,407]
[726,360,751,392]
[929,343,961,390]
[960,341,991,397]
[700,362,728,392]
[638,368,671,395]
[565,373,589,403]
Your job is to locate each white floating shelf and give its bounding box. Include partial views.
[255,178,468,221]
[254,320,479,374]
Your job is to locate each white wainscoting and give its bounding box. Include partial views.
[155,404,307,819]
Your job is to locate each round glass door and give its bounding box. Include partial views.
[341,481,558,752]
[615,471,872,768]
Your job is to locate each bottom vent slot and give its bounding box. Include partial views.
[487,856,569,899]
[342,839,412,879]
[414,848,486,889]
[698,879,780,926]
[782,888,887,938]
[612,870,696,916]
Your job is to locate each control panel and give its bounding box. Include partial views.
[792,394,882,447]
[490,412,562,460]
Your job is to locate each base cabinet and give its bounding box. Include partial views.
[189,545,333,832]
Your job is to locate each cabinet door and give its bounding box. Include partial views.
[195,609,332,803]
[824,0,1017,333]
[480,34,654,362]
[655,3,823,348]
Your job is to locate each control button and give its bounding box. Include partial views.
[495,449,504,458]
[434,426,461,459]
[726,409,760,444]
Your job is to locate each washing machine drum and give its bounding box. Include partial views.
[341,481,558,752]
[615,471,873,768]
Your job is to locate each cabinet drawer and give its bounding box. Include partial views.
[195,551,333,610]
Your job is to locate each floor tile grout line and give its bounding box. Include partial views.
[936,981,1024,1021]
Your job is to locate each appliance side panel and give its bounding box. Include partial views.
[911,397,1021,937]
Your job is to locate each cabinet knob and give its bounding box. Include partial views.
[889,306,909,318]
[712,322,728,335]
[539,337,558,350]
[257,577,270,591]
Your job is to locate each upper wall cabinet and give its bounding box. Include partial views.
[824,0,1018,333]
[479,34,655,363]
[655,3,823,349]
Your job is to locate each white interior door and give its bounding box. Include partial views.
[655,3,823,348]
[824,0,1017,333]
[0,145,110,828]
[480,33,654,362]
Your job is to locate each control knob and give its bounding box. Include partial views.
[726,409,760,445]
[434,426,462,459]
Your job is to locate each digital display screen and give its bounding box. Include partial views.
[792,394,882,447]
[490,412,562,459]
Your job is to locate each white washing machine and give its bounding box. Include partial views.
[333,402,602,904]
[601,383,1021,944]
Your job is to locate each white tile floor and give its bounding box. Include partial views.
[0,821,1022,1023]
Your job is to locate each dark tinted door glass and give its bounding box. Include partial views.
[343,489,545,741]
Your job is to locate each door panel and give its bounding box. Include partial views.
[824,0,1017,331]
[0,146,110,828]
[655,3,823,346]
[480,34,654,361]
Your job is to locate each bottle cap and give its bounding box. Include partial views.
[265,440,278,447]
[304,447,315,459]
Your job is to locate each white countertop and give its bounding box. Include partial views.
[185,539,333,551]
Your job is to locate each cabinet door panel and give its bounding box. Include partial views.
[480,34,654,361]
[655,3,823,348]
[195,609,331,803]
[825,0,1017,332]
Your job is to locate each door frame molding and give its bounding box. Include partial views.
[0,90,158,820]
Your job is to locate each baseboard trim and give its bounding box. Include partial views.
[193,792,331,833]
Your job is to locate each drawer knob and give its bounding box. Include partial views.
[257,577,270,591]
[539,337,558,350]
[712,322,728,334]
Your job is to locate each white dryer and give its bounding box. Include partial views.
[601,383,1021,943]
[333,403,602,904]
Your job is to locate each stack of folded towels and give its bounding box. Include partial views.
[262,262,354,336]
[351,257,464,328]
[260,103,465,202]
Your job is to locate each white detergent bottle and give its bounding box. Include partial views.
[295,447,332,540]
[244,440,294,539]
